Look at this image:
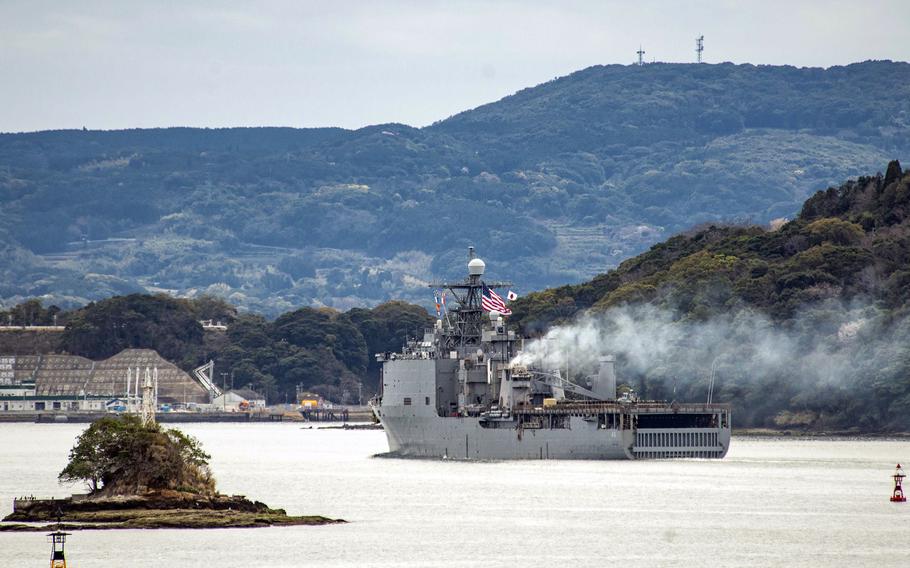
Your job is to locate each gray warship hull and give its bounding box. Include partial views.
[376,409,730,460]
[372,356,731,461]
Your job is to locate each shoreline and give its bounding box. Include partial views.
[0,412,374,424]
[2,492,344,531]
[2,418,904,438]
[733,428,910,439]
[0,515,343,532]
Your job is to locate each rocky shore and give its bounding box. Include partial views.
[1,490,343,531]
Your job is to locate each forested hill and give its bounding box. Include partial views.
[510,162,910,431]
[2,61,909,314]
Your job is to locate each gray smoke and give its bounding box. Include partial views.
[511,301,909,424]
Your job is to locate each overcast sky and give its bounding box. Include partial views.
[2,0,908,133]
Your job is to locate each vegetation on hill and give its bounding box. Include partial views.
[61,294,206,365]
[1,295,432,402]
[0,298,63,326]
[511,162,910,431]
[210,300,431,402]
[1,61,907,313]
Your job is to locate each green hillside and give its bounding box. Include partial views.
[1,61,908,314]
[511,162,910,431]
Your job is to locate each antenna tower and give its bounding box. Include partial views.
[636,46,645,66]
[140,367,157,427]
[696,35,704,63]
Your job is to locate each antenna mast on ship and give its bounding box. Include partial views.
[429,247,510,350]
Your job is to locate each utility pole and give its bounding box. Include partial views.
[637,45,646,66]
[221,372,228,411]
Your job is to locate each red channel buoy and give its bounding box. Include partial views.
[891,463,906,502]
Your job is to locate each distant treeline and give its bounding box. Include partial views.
[0,295,432,404]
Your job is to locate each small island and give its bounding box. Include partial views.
[1,414,342,530]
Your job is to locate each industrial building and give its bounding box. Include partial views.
[0,349,209,412]
[212,387,266,412]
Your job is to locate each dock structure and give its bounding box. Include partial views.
[300,407,350,422]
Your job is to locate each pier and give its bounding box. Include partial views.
[301,407,348,421]
[0,405,375,423]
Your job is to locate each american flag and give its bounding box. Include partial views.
[481,284,512,315]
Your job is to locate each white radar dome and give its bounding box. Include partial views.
[488,310,500,321]
[468,258,486,276]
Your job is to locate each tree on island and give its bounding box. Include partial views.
[59,415,214,497]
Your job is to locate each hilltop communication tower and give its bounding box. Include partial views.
[636,46,646,66]
[696,35,704,63]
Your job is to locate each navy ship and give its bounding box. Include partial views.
[370,250,731,460]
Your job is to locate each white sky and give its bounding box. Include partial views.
[1,0,908,133]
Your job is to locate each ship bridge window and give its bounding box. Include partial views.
[403,397,412,406]
[425,396,430,405]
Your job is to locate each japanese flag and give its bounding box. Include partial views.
[507,290,518,301]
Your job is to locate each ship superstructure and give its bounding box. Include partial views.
[371,250,731,460]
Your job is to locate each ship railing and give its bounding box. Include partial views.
[632,402,732,414]
[374,351,436,362]
[516,401,731,416]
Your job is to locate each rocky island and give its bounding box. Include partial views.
[1,414,342,530]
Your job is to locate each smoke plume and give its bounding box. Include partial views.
[512,301,910,427]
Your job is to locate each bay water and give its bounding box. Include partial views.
[1,423,908,567]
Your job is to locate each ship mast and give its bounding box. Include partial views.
[429,247,510,351]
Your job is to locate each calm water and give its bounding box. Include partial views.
[1,423,908,567]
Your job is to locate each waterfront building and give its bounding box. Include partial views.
[0,349,208,413]
[212,387,266,412]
